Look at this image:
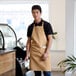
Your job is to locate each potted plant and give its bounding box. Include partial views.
[58,55,76,76]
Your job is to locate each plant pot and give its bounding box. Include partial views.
[72,69,76,76]
[65,71,72,76]
[65,69,76,76]
[73,71,76,76]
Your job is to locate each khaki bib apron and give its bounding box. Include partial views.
[30,22,51,71]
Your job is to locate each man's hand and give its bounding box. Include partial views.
[41,35,52,61]
[25,55,29,61]
[41,52,48,61]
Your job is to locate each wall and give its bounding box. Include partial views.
[49,0,66,50]
[50,50,65,71]
[66,0,74,56]
[48,0,66,71]
[49,0,74,55]
[74,0,76,57]
[49,0,75,71]
[66,0,74,75]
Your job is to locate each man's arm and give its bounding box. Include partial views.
[25,37,31,60]
[45,35,52,53]
[41,35,52,61]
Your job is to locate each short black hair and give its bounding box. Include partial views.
[32,5,42,13]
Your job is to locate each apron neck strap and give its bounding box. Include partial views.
[34,21,44,27]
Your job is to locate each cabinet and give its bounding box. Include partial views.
[0,51,15,76]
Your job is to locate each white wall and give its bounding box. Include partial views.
[49,0,75,71]
[65,0,75,75]
[66,0,74,56]
[74,0,76,57]
[49,0,66,71]
[49,0,66,50]
[51,50,65,71]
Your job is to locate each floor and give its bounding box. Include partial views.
[25,71,65,76]
[51,71,65,76]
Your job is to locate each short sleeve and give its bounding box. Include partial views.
[44,23,53,36]
[27,25,33,37]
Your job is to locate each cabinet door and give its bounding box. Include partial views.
[0,52,15,76]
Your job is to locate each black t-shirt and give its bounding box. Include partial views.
[27,19,53,38]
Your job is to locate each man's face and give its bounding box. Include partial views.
[32,9,41,20]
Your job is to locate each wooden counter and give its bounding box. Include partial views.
[0,51,15,76]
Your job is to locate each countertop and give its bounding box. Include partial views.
[0,49,15,55]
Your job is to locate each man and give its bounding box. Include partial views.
[25,5,53,76]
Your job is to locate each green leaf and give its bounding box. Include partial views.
[68,56,75,61]
[57,55,76,72]
[64,67,72,72]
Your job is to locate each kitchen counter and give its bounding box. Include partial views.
[0,50,15,76]
[0,49,16,55]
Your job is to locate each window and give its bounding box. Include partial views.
[0,2,49,46]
